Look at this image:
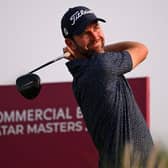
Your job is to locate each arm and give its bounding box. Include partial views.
[104,41,148,69]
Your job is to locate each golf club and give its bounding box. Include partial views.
[16,52,70,100]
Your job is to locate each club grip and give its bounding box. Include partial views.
[64,52,71,58]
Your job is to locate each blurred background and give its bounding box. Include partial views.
[0,0,167,146]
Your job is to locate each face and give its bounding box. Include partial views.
[66,21,105,58]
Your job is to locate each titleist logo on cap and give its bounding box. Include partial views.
[70,9,93,26]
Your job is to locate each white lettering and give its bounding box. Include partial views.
[60,122,66,132]
[0,111,3,123]
[43,108,52,121]
[15,110,26,122]
[35,109,43,121]
[27,109,34,121]
[3,111,15,123]
[26,121,83,134]
[0,125,8,135]
[0,107,72,123]
[0,124,24,136]
[27,124,37,134]
[76,106,83,119]
[75,121,83,132]
[56,108,72,120]
[65,107,72,119]
[70,10,93,25]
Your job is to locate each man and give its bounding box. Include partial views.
[61,6,153,168]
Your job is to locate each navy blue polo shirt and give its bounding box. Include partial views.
[66,51,153,168]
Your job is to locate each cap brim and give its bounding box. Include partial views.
[73,16,106,36]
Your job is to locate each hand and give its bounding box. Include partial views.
[63,47,75,60]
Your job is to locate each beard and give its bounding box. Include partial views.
[73,37,105,58]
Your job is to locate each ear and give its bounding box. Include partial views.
[65,38,76,51]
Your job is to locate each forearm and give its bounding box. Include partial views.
[104,41,147,52]
[104,41,148,69]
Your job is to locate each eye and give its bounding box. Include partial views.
[78,31,90,38]
[77,22,101,38]
[94,23,101,30]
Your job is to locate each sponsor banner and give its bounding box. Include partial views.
[0,77,149,168]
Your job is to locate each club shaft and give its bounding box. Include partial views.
[29,56,65,74]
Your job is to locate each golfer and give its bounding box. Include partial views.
[61,6,153,168]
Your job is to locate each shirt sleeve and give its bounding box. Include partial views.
[90,51,133,75]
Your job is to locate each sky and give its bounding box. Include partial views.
[0,0,168,146]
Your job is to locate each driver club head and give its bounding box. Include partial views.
[15,54,67,100]
[16,73,41,100]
